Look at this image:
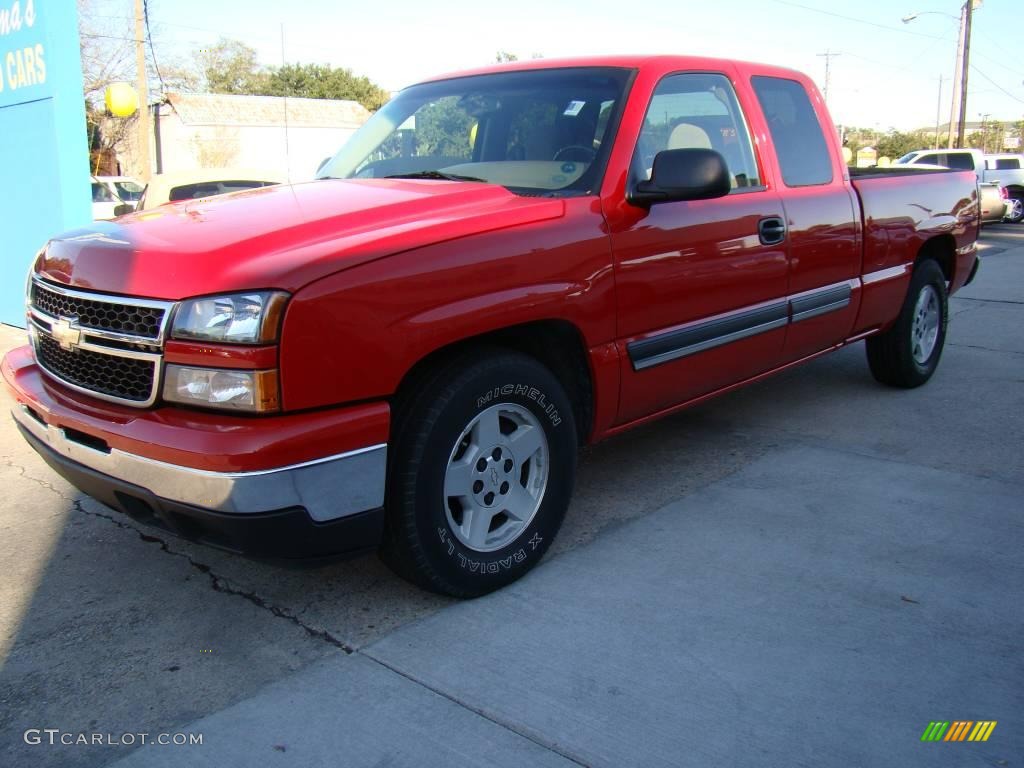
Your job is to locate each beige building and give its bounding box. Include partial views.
[115,93,371,182]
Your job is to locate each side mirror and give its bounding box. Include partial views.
[113,203,134,217]
[628,148,732,207]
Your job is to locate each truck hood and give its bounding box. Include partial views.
[36,179,565,299]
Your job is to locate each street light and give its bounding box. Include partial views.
[903,1,981,149]
[901,11,958,23]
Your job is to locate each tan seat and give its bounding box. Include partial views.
[665,122,737,188]
[666,123,713,150]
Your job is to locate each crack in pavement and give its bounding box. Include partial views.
[74,501,356,653]
[1,458,77,501]
[72,501,355,653]
[953,296,1024,306]
[948,342,1024,356]
[6,453,356,653]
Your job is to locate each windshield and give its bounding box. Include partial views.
[317,67,632,196]
[113,181,144,201]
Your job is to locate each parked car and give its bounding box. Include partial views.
[91,176,144,220]
[895,148,1024,222]
[4,56,980,597]
[136,168,288,211]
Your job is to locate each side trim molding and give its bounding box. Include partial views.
[627,279,861,371]
[862,264,910,285]
[790,282,853,323]
[629,302,788,371]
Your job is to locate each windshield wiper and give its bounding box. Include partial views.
[383,170,488,183]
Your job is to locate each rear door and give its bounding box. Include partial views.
[608,69,790,424]
[749,75,861,363]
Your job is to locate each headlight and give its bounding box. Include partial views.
[171,291,288,344]
[163,365,280,412]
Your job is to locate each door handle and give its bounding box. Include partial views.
[758,216,787,246]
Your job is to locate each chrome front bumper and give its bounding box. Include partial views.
[12,404,387,522]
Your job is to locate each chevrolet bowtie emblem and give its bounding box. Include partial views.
[50,318,82,350]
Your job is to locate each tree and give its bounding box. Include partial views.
[876,129,932,161]
[965,119,1005,153]
[197,38,268,95]
[192,40,390,112]
[77,0,136,173]
[495,51,518,63]
[264,63,389,111]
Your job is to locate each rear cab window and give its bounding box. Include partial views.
[945,153,976,171]
[751,76,833,187]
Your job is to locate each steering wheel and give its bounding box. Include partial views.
[553,145,597,163]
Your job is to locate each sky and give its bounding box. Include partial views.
[85,0,1024,132]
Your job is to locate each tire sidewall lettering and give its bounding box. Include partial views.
[475,383,563,427]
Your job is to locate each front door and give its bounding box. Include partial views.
[608,71,789,425]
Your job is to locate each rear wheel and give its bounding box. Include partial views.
[866,259,948,388]
[382,350,577,597]
[1004,194,1024,224]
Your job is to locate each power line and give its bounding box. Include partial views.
[143,0,167,93]
[970,65,1024,105]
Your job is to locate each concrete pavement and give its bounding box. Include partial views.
[3,226,1022,767]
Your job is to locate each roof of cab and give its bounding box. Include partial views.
[415,54,808,87]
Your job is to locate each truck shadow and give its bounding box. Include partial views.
[0,341,902,768]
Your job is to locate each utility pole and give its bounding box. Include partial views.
[817,50,840,106]
[947,4,965,148]
[134,0,151,182]
[948,1,978,149]
[934,74,943,150]
[956,0,974,148]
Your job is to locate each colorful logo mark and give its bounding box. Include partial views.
[921,721,997,742]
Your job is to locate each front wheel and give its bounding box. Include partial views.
[865,259,948,388]
[382,350,577,597]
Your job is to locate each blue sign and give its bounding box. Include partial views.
[0,0,91,326]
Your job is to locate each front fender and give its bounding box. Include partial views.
[278,198,615,411]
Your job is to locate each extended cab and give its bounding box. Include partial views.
[2,56,980,597]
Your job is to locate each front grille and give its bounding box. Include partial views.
[31,281,165,339]
[35,334,156,403]
[28,278,171,407]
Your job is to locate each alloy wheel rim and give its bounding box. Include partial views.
[911,284,940,365]
[443,403,549,553]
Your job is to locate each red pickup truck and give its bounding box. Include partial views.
[3,56,980,597]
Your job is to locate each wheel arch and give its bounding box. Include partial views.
[391,319,595,446]
[915,234,957,283]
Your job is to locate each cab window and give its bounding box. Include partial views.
[632,73,761,190]
[751,76,833,186]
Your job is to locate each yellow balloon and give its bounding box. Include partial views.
[469,121,478,148]
[105,82,139,118]
[841,146,853,164]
